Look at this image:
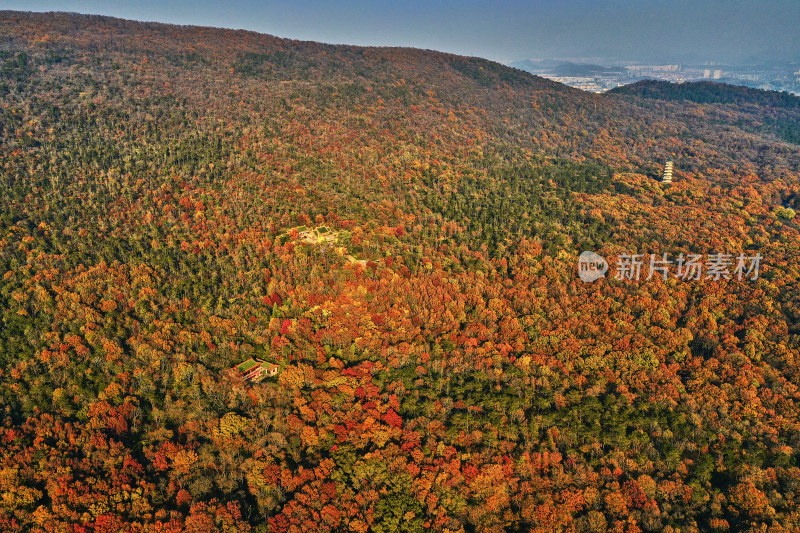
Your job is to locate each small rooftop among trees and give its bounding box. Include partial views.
[231,357,279,383]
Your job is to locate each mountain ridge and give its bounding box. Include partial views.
[609,78,800,109]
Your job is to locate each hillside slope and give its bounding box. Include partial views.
[609,79,800,109]
[609,79,800,145]
[1,11,800,533]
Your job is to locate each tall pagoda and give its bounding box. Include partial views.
[661,158,674,184]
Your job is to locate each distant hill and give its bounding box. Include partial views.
[609,79,800,144]
[609,79,800,109]
[508,59,627,77]
[549,62,627,77]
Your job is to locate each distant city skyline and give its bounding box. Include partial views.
[1,1,798,65]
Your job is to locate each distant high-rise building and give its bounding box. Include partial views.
[661,158,674,184]
[713,69,723,79]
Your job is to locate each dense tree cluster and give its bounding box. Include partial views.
[1,10,800,532]
[609,80,800,146]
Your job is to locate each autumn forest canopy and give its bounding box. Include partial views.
[1,10,800,533]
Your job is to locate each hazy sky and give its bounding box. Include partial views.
[1,1,798,64]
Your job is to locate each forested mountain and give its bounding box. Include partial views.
[609,79,800,110]
[1,10,800,533]
[609,79,800,145]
